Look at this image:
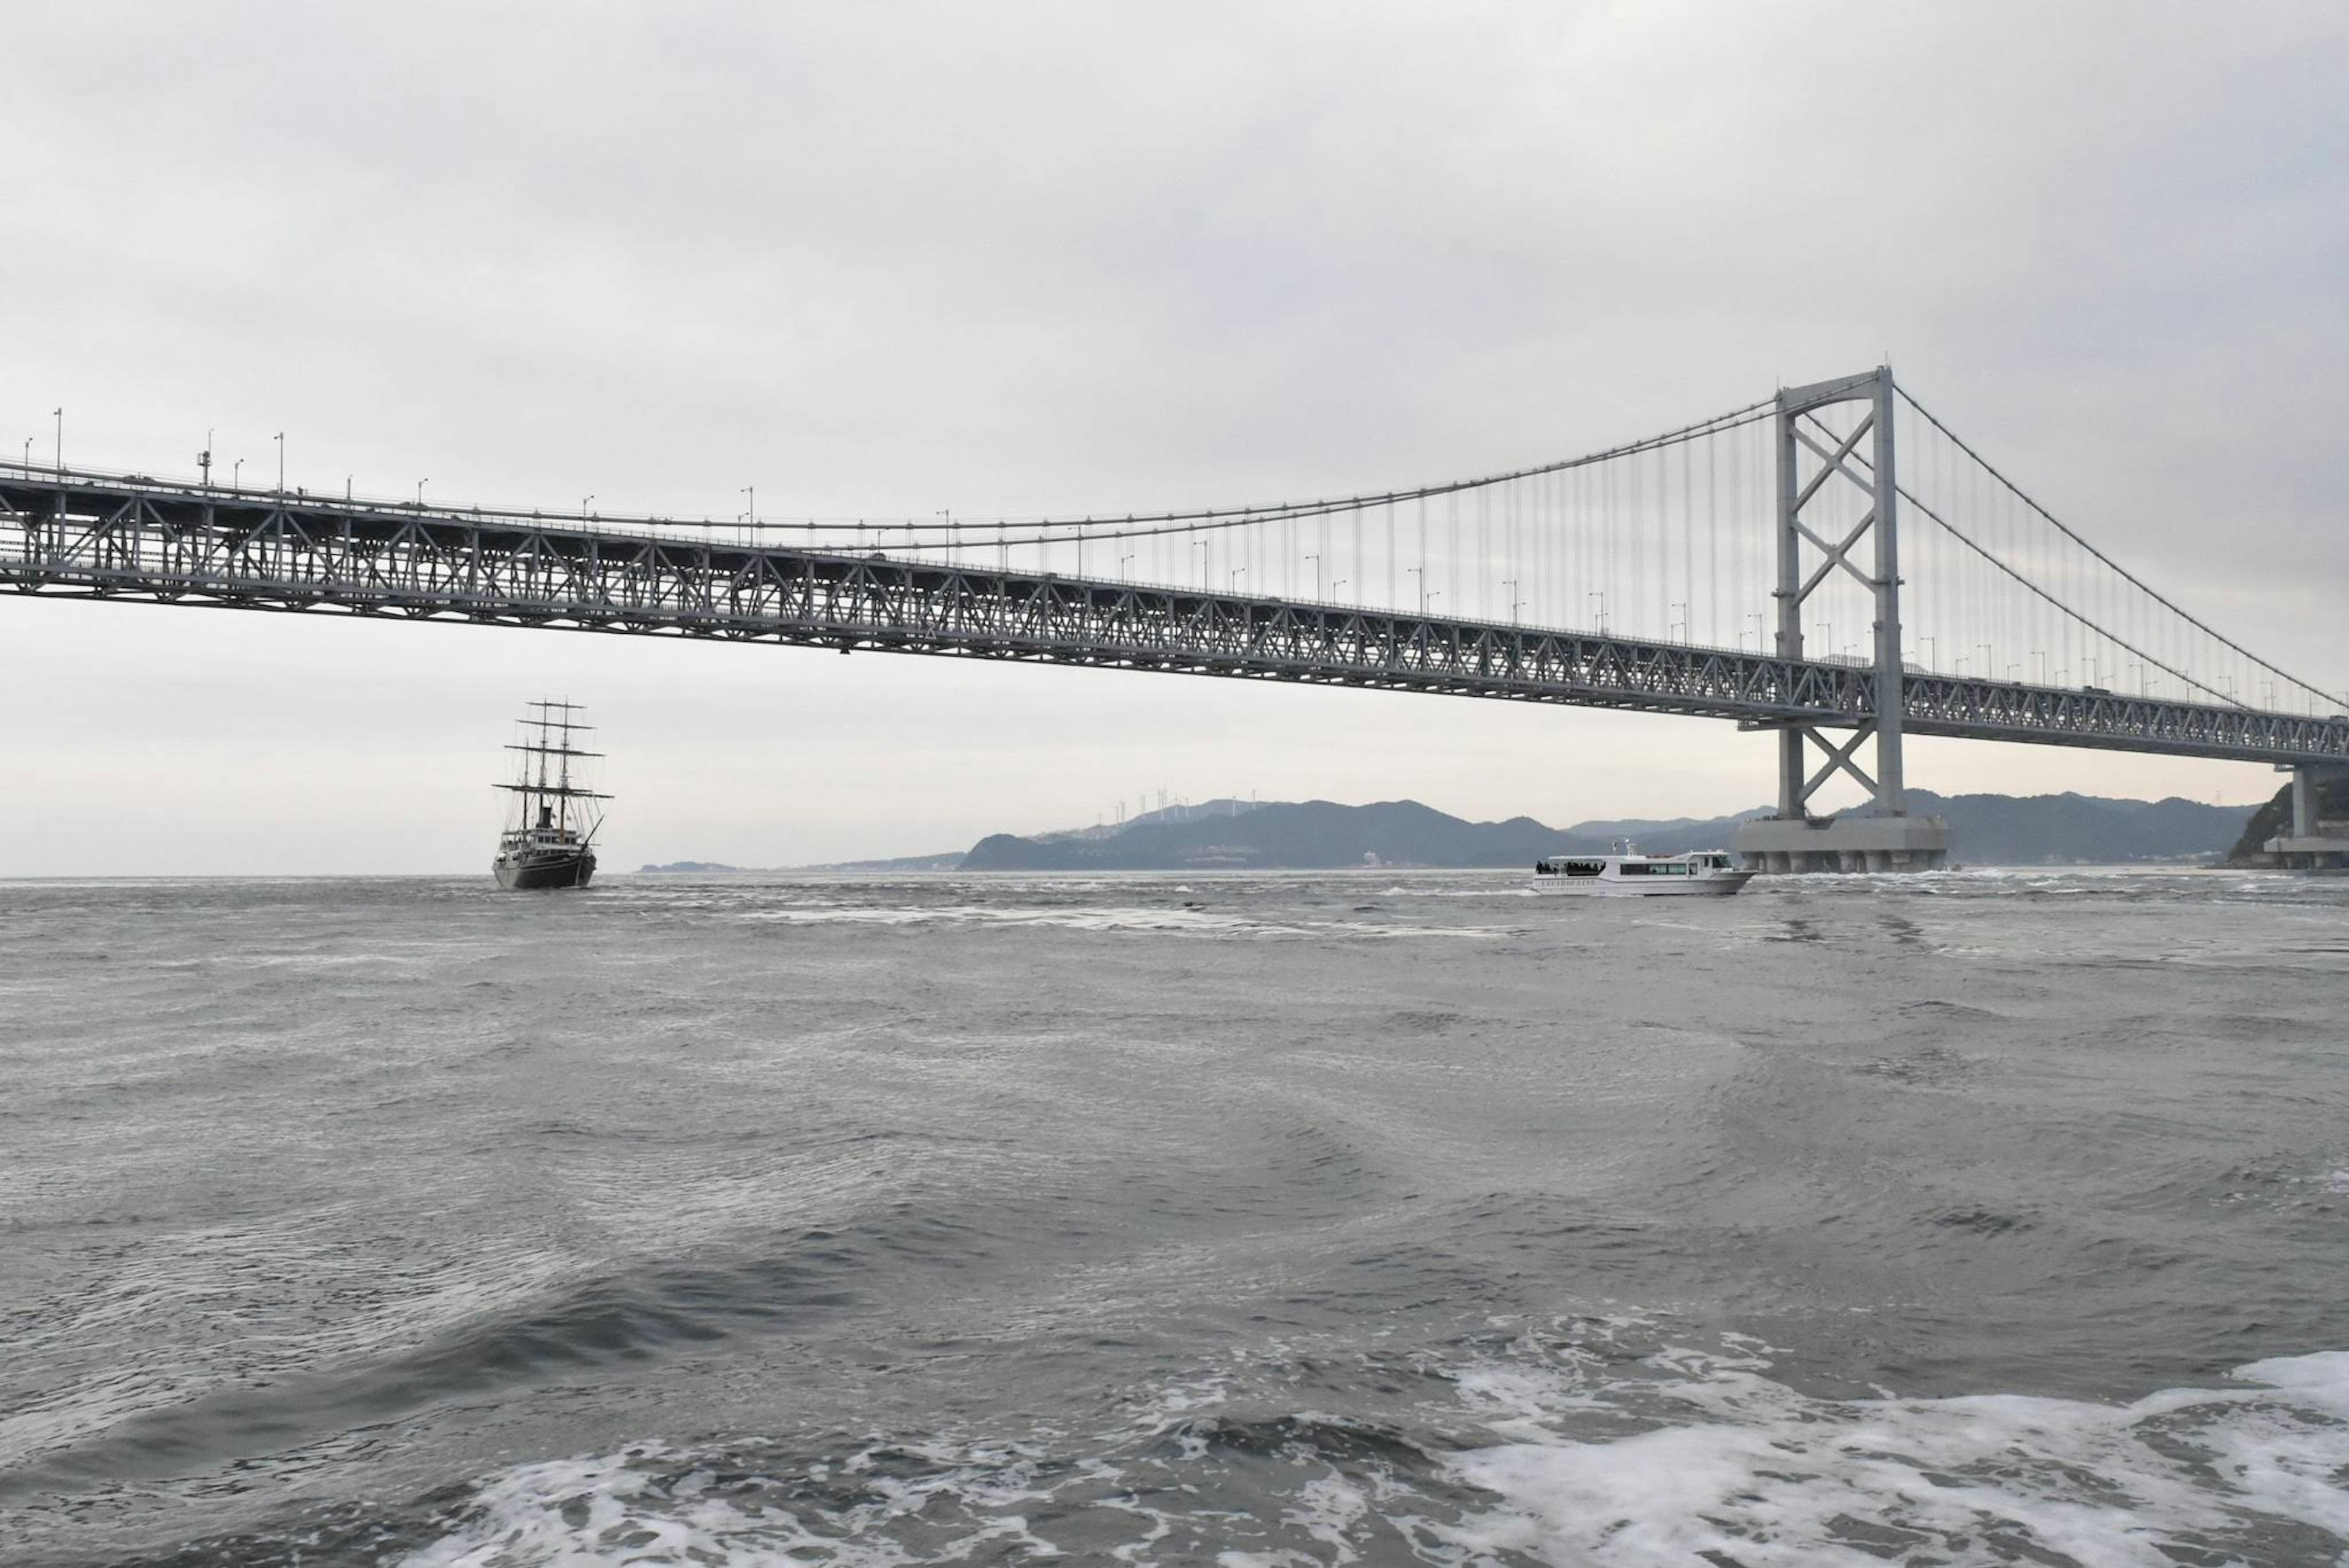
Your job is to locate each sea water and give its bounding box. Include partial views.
[2,868,2345,1566]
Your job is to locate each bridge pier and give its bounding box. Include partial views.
[1732,814,1951,874]
[2262,764,2349,868]
[1731,367,1950,875]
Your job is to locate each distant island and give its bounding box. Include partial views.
[639,852,967,874]
[959,792,2252,872]
[642,789,2261,874]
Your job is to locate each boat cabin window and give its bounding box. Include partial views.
[1535,859,1606,877]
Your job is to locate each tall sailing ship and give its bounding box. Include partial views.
[493,700,609,890]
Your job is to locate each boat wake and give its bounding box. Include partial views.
[378,1328,2349,1567]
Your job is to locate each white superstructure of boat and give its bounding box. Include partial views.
[1531,841,1756,896]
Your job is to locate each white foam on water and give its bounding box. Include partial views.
[1373,883,1532,899]
[395,1440,1064,1568]
[725,901,1481,940]
[1439,1347,2349,1567]
[390,1347,2349,1567]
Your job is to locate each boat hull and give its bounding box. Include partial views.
[494,850,597,890]
[1533,874,1753,897]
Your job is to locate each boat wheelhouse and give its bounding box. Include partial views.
[1532,842,1755,896]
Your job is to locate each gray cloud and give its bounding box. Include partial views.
[3,2,2342,872]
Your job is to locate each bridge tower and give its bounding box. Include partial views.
[1732,368,1951,873]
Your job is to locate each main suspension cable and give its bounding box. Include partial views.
[1898,386,2342,710]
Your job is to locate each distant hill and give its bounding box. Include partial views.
[1032,798,1261,843]
[959,791,2254,872]
[1910,790,2251,866]
[654,790,2254,875]
[789,852,969,873]
[637,853,967,874]
[965,799,1568,871]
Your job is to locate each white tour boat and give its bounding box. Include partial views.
[1531,841,1756,897]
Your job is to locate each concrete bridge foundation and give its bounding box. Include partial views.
[2263,764,2349,868]
[1733,812,1951,875]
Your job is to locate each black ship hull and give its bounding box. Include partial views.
[494,850,596,890]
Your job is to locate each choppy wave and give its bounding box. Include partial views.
[1447,1336,2349,1567]
[378,1330,2349,1567]
[9,868,2349,1567]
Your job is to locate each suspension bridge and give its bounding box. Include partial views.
[6,367,2344,870]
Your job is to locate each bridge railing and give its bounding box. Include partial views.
[5,466,2345,767]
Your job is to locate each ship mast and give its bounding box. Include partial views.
[497,699,610,841]
[556,705,573,829]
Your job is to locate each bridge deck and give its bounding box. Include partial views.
[5,472,2342,767]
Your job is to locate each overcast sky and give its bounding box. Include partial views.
[4,2,2345,874]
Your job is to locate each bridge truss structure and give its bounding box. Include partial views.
[5,366,2342,871]
[4,470,2341,768]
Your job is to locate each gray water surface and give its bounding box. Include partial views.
[2,869,2345,1566]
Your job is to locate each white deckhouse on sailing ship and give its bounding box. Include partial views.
[494,700,609,890]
